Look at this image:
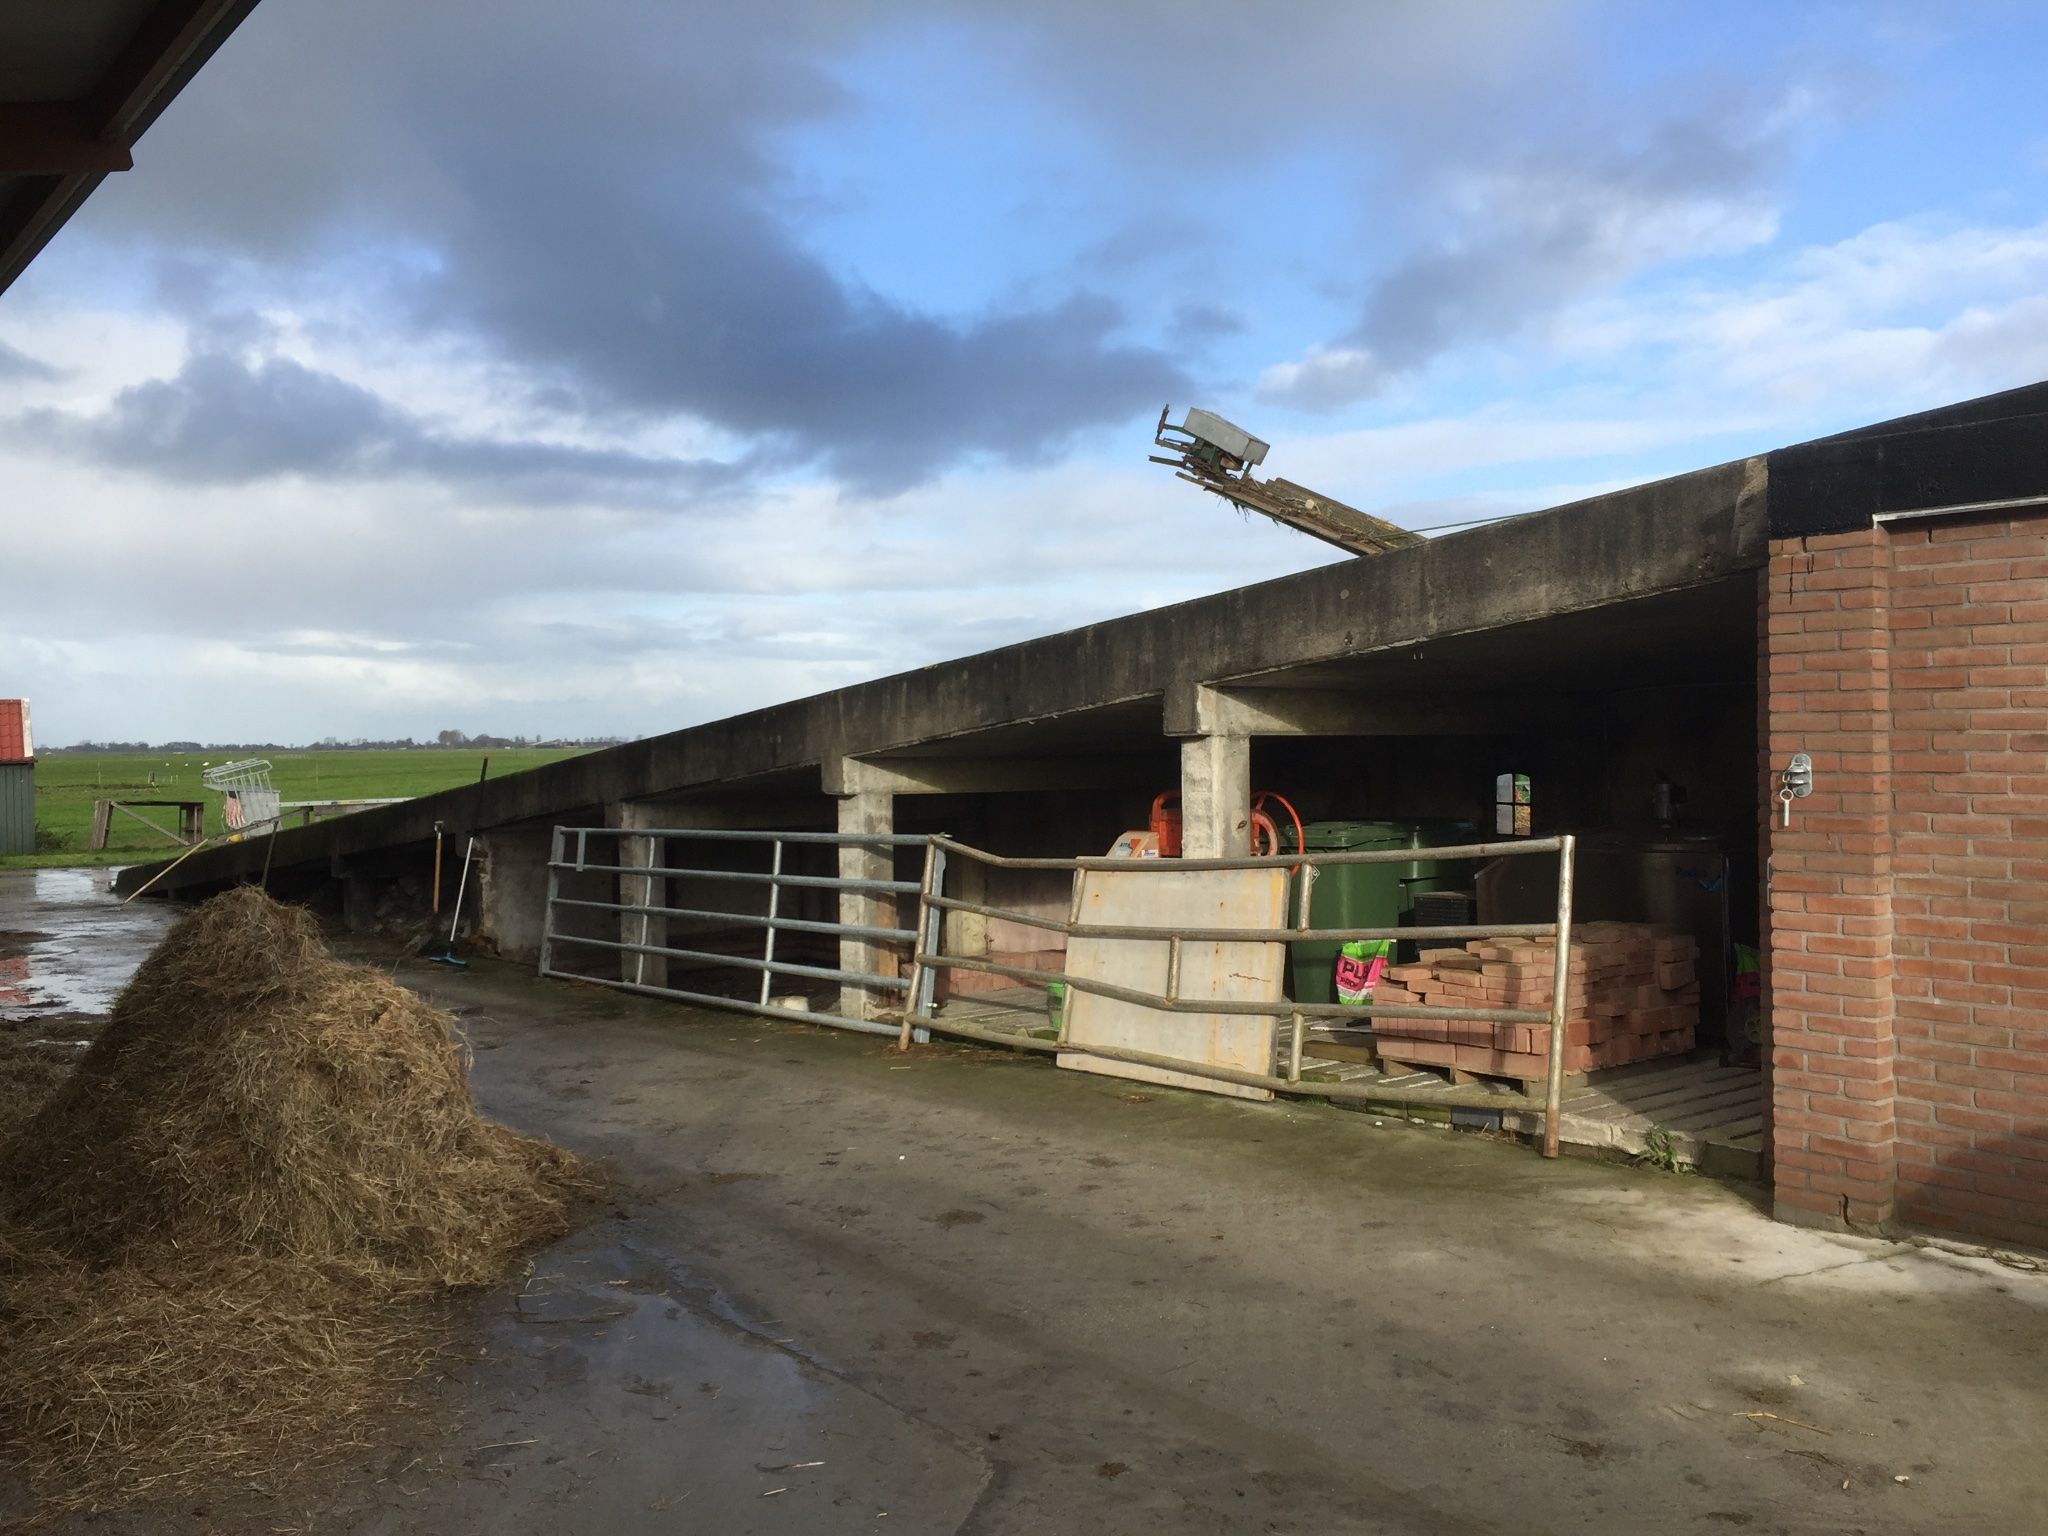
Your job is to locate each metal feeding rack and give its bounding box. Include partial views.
[201,758,282,834]
[1150,405,1425,557]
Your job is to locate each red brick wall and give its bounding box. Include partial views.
[1762,514,2048,1250]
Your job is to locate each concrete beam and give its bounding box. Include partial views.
[120,448,1767,903]
[824,754,1164,797]
[616,793,830,832]
[1165,682,1586,738]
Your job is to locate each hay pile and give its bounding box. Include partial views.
[0,888,594,1514]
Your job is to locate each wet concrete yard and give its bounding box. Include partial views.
[0,867,176,1017]
[6,873,2047,1533]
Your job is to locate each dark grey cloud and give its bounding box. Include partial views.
[56,2,1630,491]
[12,352,740,503]
[0,339,60,382]
[71,1,1192,492]
[1168,300,1249,349]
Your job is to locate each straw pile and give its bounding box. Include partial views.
[0,887,594,1515]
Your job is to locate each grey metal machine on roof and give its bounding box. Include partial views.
[1151,405,1423,557]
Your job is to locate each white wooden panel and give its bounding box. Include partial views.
[1057,865,1288,1101]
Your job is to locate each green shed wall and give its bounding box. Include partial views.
[0,763,34,855]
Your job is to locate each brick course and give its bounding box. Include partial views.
[1762,514,2048,1250]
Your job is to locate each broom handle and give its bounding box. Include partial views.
[122,834,221,903]
[445,837,476,948]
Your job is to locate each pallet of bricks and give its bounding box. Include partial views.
[1368,922,1701,1088]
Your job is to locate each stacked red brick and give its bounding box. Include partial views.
[1368,922,1700,1083]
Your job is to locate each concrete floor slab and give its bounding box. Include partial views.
[6,878,2045,1533]
[412,954,2045,1535]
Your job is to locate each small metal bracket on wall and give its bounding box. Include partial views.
[1777,752,1813,827]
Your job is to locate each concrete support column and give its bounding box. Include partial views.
[474,824,553,961]
[836,788,894,1019]
[617,805,669,991]
[1179,732,1251,858]
[341,873,377,933]
[944,855,989,965]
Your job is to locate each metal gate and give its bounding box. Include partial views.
[538,826,941,1041]
[537,826,1582,1156]
[904,833,1580,1156]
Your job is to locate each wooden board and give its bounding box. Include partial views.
[1056,865,1288,1101]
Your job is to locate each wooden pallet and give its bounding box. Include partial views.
[941,991,1765,1178]
[1374,1048,1585,1096]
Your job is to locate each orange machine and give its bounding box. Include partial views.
[1134,790,1303,858]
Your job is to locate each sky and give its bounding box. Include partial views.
[3,0,2047,746]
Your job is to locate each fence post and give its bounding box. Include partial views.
[539,827,563,977]
[1541,834,1578,1158]
[919,843,947,1020]
[901,837,942,1050]
[759,838,784,1007]
[1288,864,1316,1082]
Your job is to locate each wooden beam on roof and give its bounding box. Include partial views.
[0,104,133,175]
[0,0,260,297]
[83,0,243,138]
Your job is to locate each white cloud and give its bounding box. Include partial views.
[1562,215,2048,412]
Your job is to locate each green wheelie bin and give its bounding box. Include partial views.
[1282,820,1477,1005]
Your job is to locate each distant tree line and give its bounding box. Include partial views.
[48,732,630,754]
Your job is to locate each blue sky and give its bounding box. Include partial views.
[2,0,2046,744]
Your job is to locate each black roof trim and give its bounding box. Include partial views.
[1767,383,2048,538]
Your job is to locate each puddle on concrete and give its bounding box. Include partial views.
[325,1220,989,1534]
[0,868,177,1017]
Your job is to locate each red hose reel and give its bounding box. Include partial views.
[1148,790,1304,858]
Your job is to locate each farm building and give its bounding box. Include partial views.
[0,700,32,856]
[120,380,2048,1253]
[8,0,2042,1258]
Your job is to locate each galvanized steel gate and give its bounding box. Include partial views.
[539,825,1582,1156]
[538,826,940,1041]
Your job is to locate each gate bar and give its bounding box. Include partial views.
[546,895,913,945]
[553,932,911,990]
[547,858,918,895]
[931,833,1567,872]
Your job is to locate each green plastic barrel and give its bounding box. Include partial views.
[1282,821,1476,1005]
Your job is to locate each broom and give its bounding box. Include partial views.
[428,756,490,967]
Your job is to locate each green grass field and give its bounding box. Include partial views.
[7,748,590,868]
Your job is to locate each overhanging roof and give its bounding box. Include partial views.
[0,0,258,296]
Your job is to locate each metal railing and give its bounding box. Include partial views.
[538,826,940,1041]
[532,825,1580,1157]
[903,834,1579,1157]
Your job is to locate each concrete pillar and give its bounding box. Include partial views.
[944,855,989,965]
[341,873,377,932]
[1179,733,1251,858]
[474,824,552,960]
[617,804,669,991]
[836,789,894,1019]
